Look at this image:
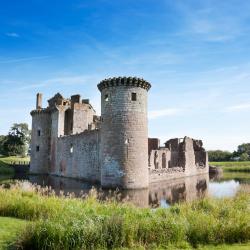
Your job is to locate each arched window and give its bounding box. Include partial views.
[162,153,167,168]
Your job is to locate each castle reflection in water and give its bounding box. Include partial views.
[26,174,209,208]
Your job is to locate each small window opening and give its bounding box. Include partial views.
[36,146,40,152]
[105,94,109,102]
[125,138,129,144]
[132,93,137,101]
[70,144,73,154]
[37,130,41,136]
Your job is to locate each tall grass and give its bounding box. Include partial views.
[0,217,27,250]
[0,182,249,249]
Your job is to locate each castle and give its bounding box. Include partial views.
[30,77,208,189]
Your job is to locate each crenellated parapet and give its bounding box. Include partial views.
[97,77,151,91]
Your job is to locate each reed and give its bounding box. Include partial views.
[0,182,249,249]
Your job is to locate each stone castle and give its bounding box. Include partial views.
[30,77,208,189]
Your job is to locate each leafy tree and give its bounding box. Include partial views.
[2,123,31,157]
[208,150,232,162]
[239,152,250,161]
[237,143,250,158]
[0,135,7,155]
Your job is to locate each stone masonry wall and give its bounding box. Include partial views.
[149,137,209,183]
[54,130,100,182]
[72,103,96,134]
[30,111,51,174]
[100,85,149,189]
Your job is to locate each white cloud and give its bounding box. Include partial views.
[148,108,181,119]
[225,103,250,112]
[43,75,95,85]
[0,56,50,64]
[6,32,20,38]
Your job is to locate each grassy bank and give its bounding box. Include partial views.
[0,183,249,249]
[0,156,30,175]
[0,158,14,175]
[0,156,30,165]
[210,161,250,172]
[0,217,27,250]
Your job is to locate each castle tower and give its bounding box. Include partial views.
[98,77,151,189]
[30,93,51,174]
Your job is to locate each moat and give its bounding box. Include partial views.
[1,171,249,208]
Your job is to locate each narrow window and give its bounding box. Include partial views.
[162,153,167,168]
[37,130,41,136]
[132,93,137,101]
[105,94,109,102]
[36,145,40,152]
[70,144,73,154]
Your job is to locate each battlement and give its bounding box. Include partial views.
[97,76,151,91]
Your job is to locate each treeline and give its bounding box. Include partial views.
[208,143,250,161]
[0,123,31,157]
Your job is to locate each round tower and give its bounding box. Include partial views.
[30,94,51,174]
[98,77,151,189]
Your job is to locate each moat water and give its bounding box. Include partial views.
[0,171,250,208]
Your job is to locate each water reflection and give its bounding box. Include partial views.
[1,171,249,208]
[209,180,240,198]
[149,175,208,207]
[8,174,209,208]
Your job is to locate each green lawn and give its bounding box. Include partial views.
[210,161,250,172]
[0,217,27,250]
[0,156,30,175]
[0,156,30,165]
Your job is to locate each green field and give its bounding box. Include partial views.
[0,183,249,249]
[210,161,250,172]
[0,156,30,175]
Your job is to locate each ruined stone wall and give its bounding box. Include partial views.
[50,107,68,174]
[148,138,160,155]
[54,130,100,182]
[72,103,96,134]
[149,149,171,170]
[99,78,151,189]
[30,110,51,174]
[149,137,209,183]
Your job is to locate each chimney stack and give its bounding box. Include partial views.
[36,93,43,109]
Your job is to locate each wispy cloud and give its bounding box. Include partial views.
[43,75,96,85]
[6,32,20,38]
[149,108,181,119]
[174,1,250,42]
[0,56,50,64]
[225,103,250,112]
[17,75,101,90]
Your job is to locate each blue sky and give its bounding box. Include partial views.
[0,0,250,151]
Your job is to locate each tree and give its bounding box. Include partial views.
[208,150,232,162]
[237,143,250,158]
[0,135,7,155]
[239,152,250,161]
[3,123,31,157]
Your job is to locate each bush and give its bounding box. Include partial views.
[0,183,249,249]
